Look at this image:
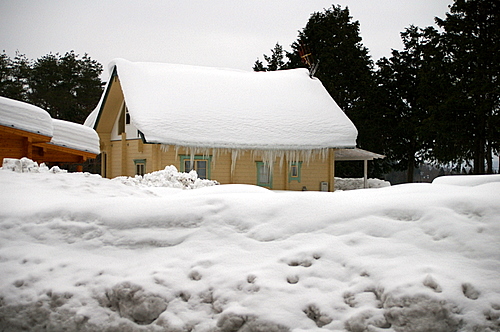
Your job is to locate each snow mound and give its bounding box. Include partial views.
[112,165,219,189]
[432,174,500,187]
[334,177,391,191]
[1,157,67,173]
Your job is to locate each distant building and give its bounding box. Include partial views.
[85,59,383,190]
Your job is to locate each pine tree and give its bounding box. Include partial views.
[28,51,104,124]
[253,5,385,178]
[375,26,444,182]
[289,5,385,177]
[436,0,499,174]
[0,51,30,101]
[253,43,288,71]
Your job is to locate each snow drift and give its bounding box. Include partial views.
[0,166,499,331]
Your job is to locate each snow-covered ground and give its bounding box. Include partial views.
[1,160,499,331]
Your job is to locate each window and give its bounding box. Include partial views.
[125,110,131,125]
[134,159,146,176]
[288,162,302,183]
[180,155,211,179]
[118,103,131,135]
[256,162,272,188]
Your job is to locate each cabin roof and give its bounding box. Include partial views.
[88,59,358,150]
[0,96,53,137]
[0,96,99,155]
[50,119,100,154]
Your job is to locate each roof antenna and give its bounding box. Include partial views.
[299,42,319,78]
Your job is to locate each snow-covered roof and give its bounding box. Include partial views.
[335,148,385,161]
[0,96,53,137]
[50,119,100,154]
[103,59,358,150]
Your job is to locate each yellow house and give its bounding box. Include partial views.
[85,59,382,191]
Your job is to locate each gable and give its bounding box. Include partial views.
[91,70,126,134]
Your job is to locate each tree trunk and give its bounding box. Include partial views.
[486,142,493,174]
[407,161,415,183]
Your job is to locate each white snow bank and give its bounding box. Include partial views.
[0,96,53,137]
[334,177,391,190]
[50,119,100,154]
[0,172,499,331]
[113,165,219,190]
[109,58,358,150]
[432,174,500,187]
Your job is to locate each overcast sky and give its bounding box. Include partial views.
[1,0,453,78]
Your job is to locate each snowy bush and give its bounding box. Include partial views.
[334,177,390,191]
[1,157,67,173]
[113,165,219,189]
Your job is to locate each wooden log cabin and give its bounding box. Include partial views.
[0,97,99,169]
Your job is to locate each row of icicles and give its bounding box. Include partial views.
[160,145,331,175]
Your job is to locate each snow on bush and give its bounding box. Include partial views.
[113,165,219,189]
[1,159,218,190]
[1,157,67,173]
[334,177,391,191]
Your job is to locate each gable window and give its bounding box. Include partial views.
[134,159,146,176]
[256,162,272,188]
[180,155,211,179]
[288,162,302,183]
[125,109,131,125]
[118,103,130,135]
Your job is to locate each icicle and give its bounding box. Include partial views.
[160,144,169,152]
[230,149,243,175]
[160,144,330,177]
[175,146,180,161]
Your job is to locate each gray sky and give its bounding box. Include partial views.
[1,0,453,78]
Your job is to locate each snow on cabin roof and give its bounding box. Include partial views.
[0,96,53,137]
[108,58,358,150]
[0,96,100,155]
[50,119,100,154]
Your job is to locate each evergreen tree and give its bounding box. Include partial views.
[254,6,385,177]
[0,51,30,101]
[28,51,104,124]
[436,0,499,174]
[291,5,385,177]
[253,43,288,71]
[375,26,445,182]
[287,6,375,115]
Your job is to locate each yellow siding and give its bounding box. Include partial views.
[292,160,329,191]
[211,153,232,184]
[101,138,337,191]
